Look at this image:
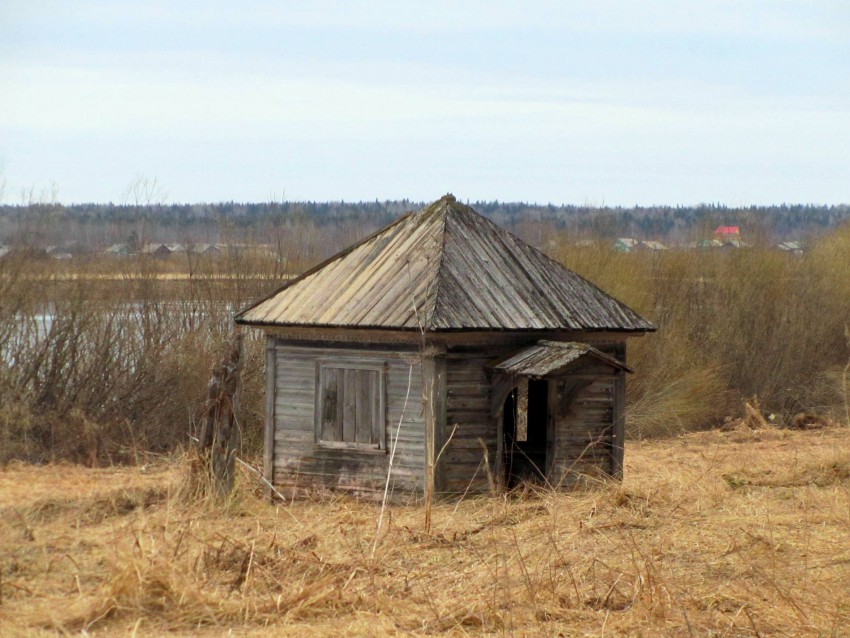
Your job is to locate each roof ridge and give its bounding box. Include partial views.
[522,237,654,329]
[430,201,654,331]
[420,200,450,330]
[465,208,652,329]
[429,199,480,329]
[432,201,571,328]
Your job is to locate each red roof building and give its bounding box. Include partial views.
[714,225,741,238]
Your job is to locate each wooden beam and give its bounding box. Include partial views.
[516,377,529,442]
[423,355,436,492]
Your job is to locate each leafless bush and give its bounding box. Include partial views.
[554,224,850,435]
[0,257,265,465]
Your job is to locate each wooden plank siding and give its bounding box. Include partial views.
[439,341,628,496]
[549,375,618,488]
[271,340,427,498]
[443,353,498,495]
[267,335,629,499]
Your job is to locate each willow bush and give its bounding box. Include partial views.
[553,226,850,436]
[0,256,266,465]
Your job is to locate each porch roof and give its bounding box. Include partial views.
[488,341,633,378]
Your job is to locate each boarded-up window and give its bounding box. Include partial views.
[316,363,385,448]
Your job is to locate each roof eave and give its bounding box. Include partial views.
[233,316,655,333]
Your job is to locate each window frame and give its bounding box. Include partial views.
[314,360,386,451]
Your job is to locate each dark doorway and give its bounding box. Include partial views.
[503,379,549,488]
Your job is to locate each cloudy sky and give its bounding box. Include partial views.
[1,1,848,205]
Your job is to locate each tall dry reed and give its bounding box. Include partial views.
[3,219,850,464]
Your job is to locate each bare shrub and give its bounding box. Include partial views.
[554,225,850,435]
[4,215,850,464]
[0,259,265,465]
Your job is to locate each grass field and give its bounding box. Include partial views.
[1,424,848,637]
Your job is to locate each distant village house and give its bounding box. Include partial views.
[141,243,171,257]
[104,243,131,257]
[714,225,741,240]
[613,238,667,253]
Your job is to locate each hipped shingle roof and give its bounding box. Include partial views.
[235,196,654,332]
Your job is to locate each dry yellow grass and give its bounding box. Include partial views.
[2,427,849,637]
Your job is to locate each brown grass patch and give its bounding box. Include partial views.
[1,428,849,636]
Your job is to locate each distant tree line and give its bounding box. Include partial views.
[1,200,848,251]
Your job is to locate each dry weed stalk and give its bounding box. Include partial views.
[373,362,413,553]
[843,324,850,428]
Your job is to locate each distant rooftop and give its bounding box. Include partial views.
[715,226,741,236]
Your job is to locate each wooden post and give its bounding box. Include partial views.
[195,333,244,499]
[423,355,436,534]
[423,349,446,534]
[432,355,447,497]
[491,374,517,494]
[612,370,626,479]
[263,335,276,492]
[516,377,529,441]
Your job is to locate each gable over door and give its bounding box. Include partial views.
[489,341,630,489]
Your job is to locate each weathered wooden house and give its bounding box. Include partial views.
[235,195,654,499]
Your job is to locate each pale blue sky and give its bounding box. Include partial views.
[1,1,848,205]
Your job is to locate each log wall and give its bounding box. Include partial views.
[549,374,618,487]
[442,352,497,495]
[441,340,627,495]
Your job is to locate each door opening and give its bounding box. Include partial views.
[503,378,549,488]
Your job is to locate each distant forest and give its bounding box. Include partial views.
[2,199,849,252]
